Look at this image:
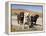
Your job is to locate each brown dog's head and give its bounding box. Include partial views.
[35,15,39,18]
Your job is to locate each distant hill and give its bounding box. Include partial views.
[11,9,43,17]
[11,9,32,14]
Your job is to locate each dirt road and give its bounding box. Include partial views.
[11,16,43,32]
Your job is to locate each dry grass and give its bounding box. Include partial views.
[11,25,16,32]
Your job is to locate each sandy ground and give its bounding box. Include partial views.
[11,15,43,32]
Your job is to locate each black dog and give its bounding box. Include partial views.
[20,12,24,24]
[17,12,24,24]
[29,15,39,28]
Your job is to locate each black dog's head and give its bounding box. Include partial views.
[35,15,39,18]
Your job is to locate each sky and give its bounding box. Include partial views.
[11,4,43,12]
